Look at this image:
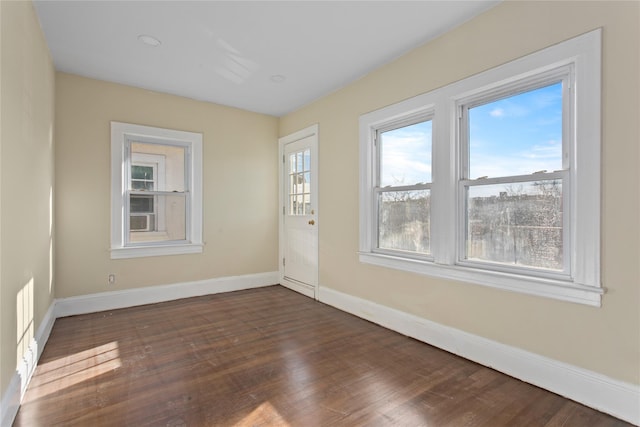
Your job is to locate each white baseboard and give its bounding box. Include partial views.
[280,277,316,299]
[55,271,278,318]
[1,302,56,427]
[1,271,277,427]
[319,286,640,426]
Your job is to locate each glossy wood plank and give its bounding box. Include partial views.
[14,286,630,426]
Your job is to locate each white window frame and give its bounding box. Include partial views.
[373,112,434,260]
[457,68,572,280]
[359,29,602,306]
[130,153,166,234]
[111,122,203,259]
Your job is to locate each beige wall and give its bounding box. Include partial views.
[2,0,638,412]
[280,1,640,385]
[55,73,279,298]
[0,0,55,399]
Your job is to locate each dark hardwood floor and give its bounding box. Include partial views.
[14,285,630,426]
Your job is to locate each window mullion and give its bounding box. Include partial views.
[372,186,381,251]
[457,180,467,267]
[124,189,131,246]
[430,103,456,265]
[373,116,433,256]
[456,102,469,267]
[372,130,381,251]
[123,139,132,246]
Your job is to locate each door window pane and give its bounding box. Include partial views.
[466,180,563,270]
[288,149,311,215]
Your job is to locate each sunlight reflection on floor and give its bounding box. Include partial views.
[23,341,121,403]
[233,401,291,427]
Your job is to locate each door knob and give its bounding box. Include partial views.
[308,220,315,225]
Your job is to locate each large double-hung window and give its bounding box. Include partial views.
[459,71,570,277]
[359,30,601,305]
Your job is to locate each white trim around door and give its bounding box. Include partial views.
[278,124,319,300]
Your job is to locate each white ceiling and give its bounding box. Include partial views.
[34,1,500,117]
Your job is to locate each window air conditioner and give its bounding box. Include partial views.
[130,214,155,232]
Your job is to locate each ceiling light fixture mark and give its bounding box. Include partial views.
[138,34,161,47]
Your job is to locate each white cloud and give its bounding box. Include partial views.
[489,108,505,118]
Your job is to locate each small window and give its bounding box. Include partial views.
[111,122,203,259]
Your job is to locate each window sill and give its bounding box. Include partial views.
[358,252,603,307]
[111,243,203,259]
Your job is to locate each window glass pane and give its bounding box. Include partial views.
[130,195,153,213]
[129,194,186,243]
[380,120,432,187]
[296,152,303,172]
[289,154,296,173]
[378,189,430,255]
[131,181,154,191]
[131,165,153,180]
[303,149,310,172]
[288,149,313,216]
[469,82,563,179]
[296,195,304,215]
[466,180,563,270]
[303,194,311,215]
[131,142,186,192]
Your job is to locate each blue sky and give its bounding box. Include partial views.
[379,82,563,186]
[380,121,432,187]
[469,82,563,179]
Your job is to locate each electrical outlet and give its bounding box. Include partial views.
[108,274,116,285]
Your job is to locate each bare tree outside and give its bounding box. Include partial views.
[466,179,563,270]
[378,190,430,254]
[377,118,432,255]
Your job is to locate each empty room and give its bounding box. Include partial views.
[1,1,639,426]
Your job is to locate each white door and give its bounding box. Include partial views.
[279,125,318,299]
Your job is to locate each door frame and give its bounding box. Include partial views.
[278,124,319,300]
